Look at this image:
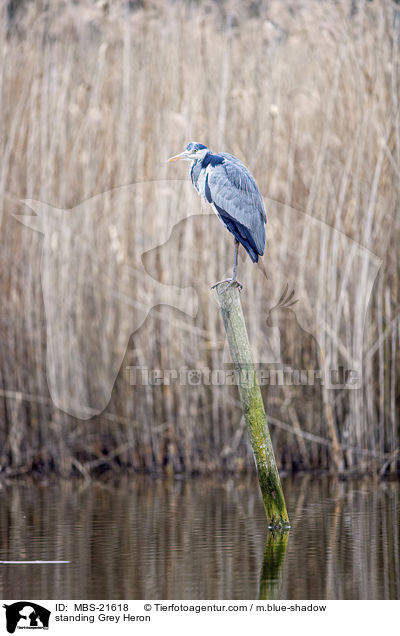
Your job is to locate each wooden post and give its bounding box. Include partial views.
[215,282,290,529]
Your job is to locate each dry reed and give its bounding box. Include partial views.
[0,0,399,477]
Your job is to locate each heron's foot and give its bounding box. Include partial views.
[211,278,243,292]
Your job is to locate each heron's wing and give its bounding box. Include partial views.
[206,156,267,257]
[218,154,267,223]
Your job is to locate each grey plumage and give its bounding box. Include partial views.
[168,142,267,287]
[204,152,266,261]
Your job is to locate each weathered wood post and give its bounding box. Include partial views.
[215,281,290,529]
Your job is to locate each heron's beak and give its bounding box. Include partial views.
[167,151,188,162]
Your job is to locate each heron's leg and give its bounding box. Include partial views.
[232,239,239,280]
[211,239,243,291]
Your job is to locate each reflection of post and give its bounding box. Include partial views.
[215,282,289,528]
[259,531,289,600]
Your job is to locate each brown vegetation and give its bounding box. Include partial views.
[0,0,399,478]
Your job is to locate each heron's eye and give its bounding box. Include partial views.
[193,149,197,153]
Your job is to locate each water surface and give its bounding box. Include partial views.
[0,476,398,599]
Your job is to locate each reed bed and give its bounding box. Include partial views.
[0,0,399,477]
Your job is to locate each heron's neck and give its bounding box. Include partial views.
[190,156,207,191]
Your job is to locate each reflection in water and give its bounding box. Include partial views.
[259,532,289,600]
[0,477,399,599]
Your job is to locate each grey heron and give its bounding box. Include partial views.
[168,142,266,289]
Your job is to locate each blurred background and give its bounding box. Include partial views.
[1,0,399,480]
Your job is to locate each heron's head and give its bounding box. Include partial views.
[168,142,209,163]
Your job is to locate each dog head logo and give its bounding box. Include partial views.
[14,181,382,420]
[3,602,50,633]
